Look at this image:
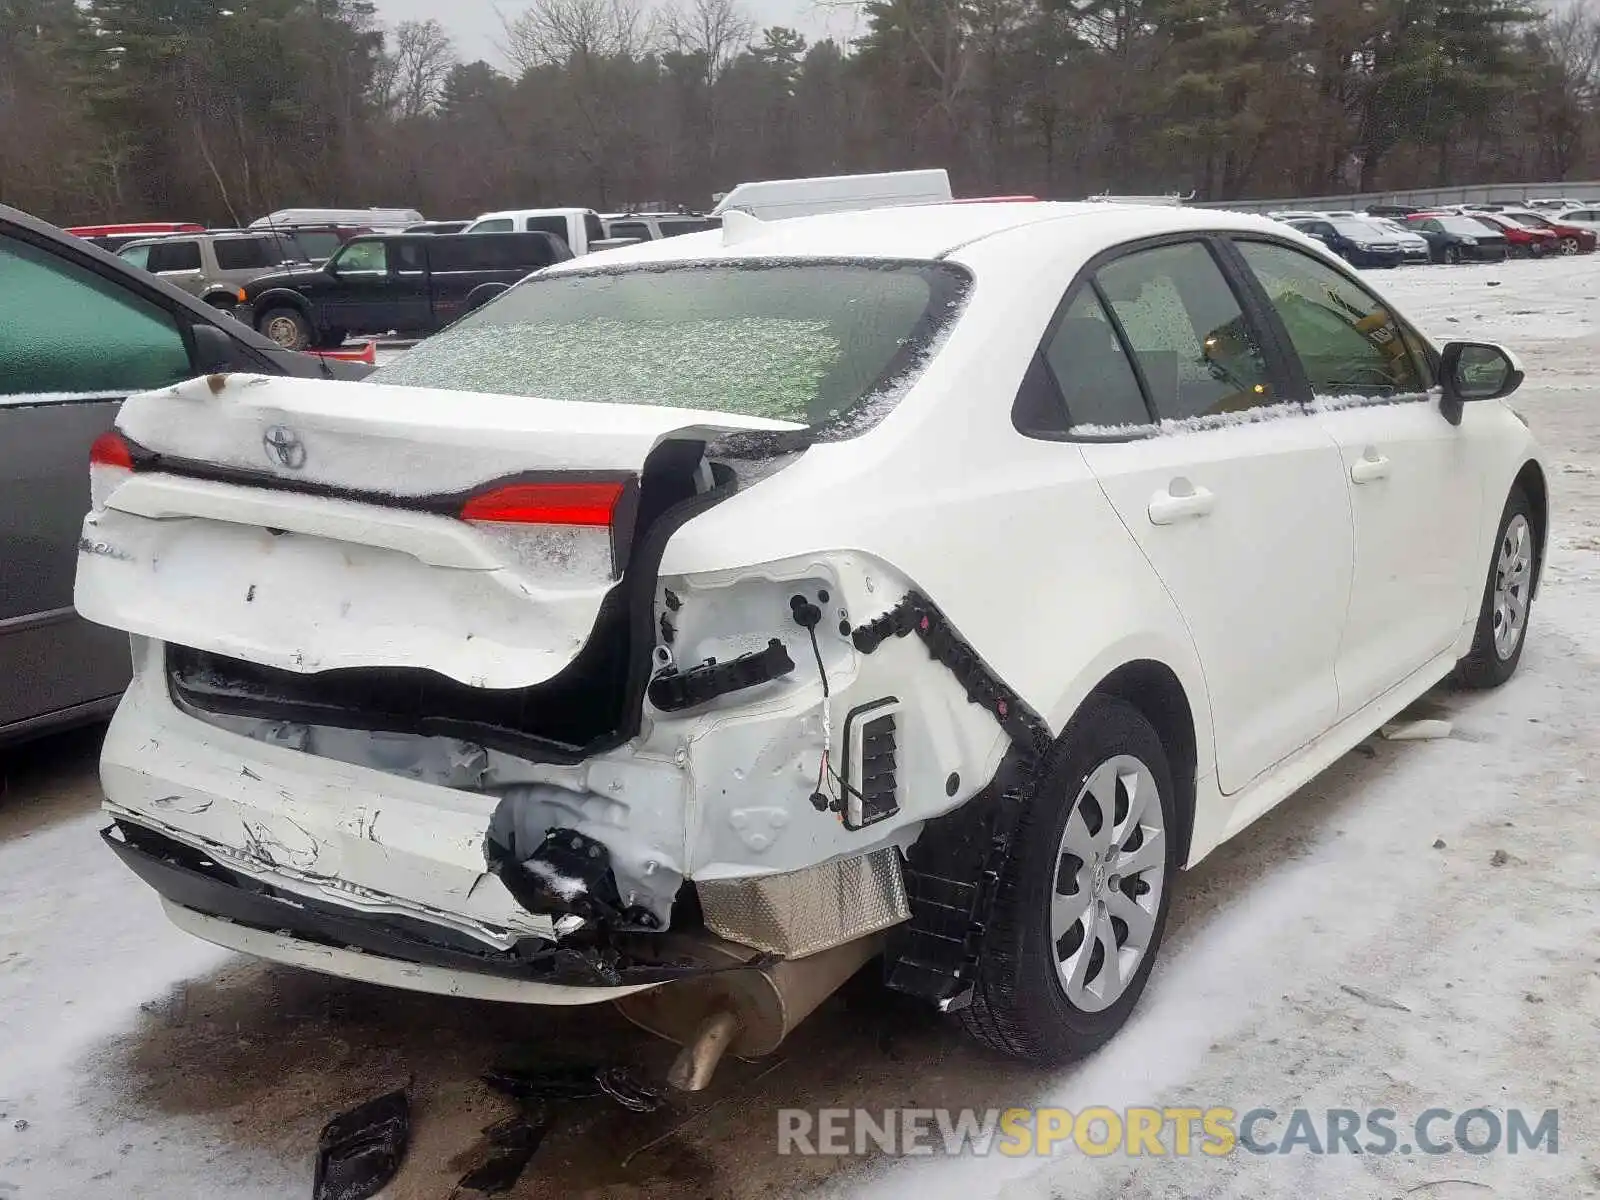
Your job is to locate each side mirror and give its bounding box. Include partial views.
[1439,341,1523,425]
[190,322,253,374]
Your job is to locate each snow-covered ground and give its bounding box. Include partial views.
[3,257,1598,1199]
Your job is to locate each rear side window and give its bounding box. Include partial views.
[147,240,202,272]
[608,221,652,241]
[1041,289,1148,430]
[393,241,427,271]
[119,244,152,270]
[212,237,278,270]
[1095,241,1275,422]
[1237,241,1431,398]
[661,219,717,237]
[0,233,191,397]
[472,218,514,233]
[524,216,565,237]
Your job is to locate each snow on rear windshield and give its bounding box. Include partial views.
[370,259,970,428]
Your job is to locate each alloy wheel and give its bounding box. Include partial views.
[1561,236,1580,255]
[1051,754,1166,1013]
[1492,513,1533,661]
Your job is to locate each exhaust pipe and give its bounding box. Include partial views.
[613,930,883,1091]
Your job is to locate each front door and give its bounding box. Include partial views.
[1066,239,1354,795]
[0,227,197,732]
[1228,238,1483,716]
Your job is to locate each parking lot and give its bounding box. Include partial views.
[1,254,1597,1199]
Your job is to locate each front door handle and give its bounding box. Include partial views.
[1148,479,1215,525]
[1351,450,1391,484]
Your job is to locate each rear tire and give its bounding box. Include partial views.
[1454,487,1537,690]
[960,696,1178,1062]
[258,307,313,351]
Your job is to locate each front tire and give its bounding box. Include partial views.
[258,307,313,351]
[960,696,1178,1062]
[1560,236,1580,255]
[1455,487,1537,690]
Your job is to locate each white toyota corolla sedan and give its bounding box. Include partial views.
[76,202,1545,1086]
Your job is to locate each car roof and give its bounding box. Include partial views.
[545,202,1294,273]
[474,208,595,220]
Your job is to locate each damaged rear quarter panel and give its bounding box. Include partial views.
[646,553,1007,877]
[659,229,1215,836]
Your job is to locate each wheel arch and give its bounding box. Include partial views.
[1513,458,1548,599]
[1087,659,1199,867]
[251,288,315,323]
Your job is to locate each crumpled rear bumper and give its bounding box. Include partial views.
[103,817,769,1000]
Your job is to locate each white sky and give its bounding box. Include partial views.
[371,0,865,70]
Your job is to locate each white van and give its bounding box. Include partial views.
[708,170,952,221]
[250,207,424,231]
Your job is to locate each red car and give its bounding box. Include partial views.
[1498,210,1597,254]
[1464,212,1560,258]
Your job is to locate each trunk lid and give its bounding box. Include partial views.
[76,373,801,690]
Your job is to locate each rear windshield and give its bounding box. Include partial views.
[371,259,969,430]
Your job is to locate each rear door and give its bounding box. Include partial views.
[1227,237,1482,717]
[1067,237,1354,795]
[145,238,205,295]
[0,225,198,734]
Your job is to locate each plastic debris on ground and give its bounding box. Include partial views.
[450,1063,663,1194]
[312,1086,410,1200]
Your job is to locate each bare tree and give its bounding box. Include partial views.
[664,0,755,85]
[501,0,656,71]
[382,19,456,119]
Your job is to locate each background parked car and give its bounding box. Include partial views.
[405,220,470,235]
[1366,218,1432,262]
[64,221,203,253]
[238,229,572,349]
[1286,217,1408,267]
[1495,209,1597,254]
[1552,205,1600,231]
[600,212,721,240]
[117,229,309,309]
[1462,212,1558,257]
[1405,214,1510,263]
[0,203,369,746]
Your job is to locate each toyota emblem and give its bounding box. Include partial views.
[262,425,307,470]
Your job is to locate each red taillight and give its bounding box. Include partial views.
[460,480,625,526]
[90,430,133,470]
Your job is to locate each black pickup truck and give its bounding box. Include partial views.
[238,230,570,350]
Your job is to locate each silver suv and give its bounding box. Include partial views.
[118,231,307,310]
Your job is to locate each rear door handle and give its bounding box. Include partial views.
[1351,451,1391,484]
[1148,480,1215,525]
